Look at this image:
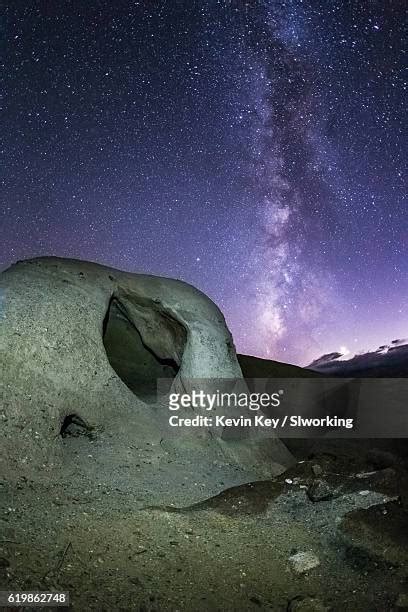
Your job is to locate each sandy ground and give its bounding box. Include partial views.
[1,422,408,612]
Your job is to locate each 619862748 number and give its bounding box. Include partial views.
[0,591,69,607]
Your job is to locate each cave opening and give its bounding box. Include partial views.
[102,296,184,402]
[60,413,93,438]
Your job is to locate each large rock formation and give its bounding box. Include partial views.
[0,257,293,503]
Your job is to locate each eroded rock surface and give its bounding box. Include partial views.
[0,257,292,502]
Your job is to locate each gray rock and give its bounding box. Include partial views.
[288,551,320,574]
[0,257,293,501]
[307,479,341,502]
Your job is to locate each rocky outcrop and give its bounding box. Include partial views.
[0,257,293,500]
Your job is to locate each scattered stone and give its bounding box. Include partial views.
[287,595,329,611]
[358,490,370,496]
[307,479,340,502]
[396,593,408,609]
[311,464,323,477]
[288,551,320,574]
[356,471,377,479]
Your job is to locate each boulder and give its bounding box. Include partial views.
[0,257,293,501]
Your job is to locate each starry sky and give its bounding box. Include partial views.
[1,1,406,365]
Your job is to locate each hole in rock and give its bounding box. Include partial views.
[60,414,92,438]
[103,296,186,402]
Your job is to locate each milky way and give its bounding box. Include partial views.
[0,1,406,364]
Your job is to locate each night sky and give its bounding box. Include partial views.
[1,1,406,365]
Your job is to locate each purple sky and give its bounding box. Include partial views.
[1,1,406,365]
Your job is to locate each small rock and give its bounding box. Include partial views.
[358,490,370,496]
[311,464,323,477]
[356,471,377,479]
[307,479,339,502]
[287,595,329,611]
[288,551,320,574]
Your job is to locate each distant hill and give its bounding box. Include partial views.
[237,354,319,378]
[239,345,408,378]
[308,343,408,377]
[238,340,408,379]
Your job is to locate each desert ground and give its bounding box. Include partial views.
[1,403,408,611]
